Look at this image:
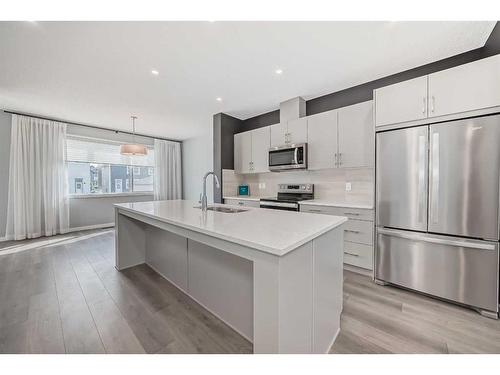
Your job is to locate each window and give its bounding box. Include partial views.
[66,136,154,196]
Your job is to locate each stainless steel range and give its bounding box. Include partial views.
[260,184,314,211]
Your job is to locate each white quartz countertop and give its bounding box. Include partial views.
[115,200,347,256]
[299,200,374,210]
[223,196,262,202]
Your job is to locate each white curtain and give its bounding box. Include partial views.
[5,115,69,240]
[154,139,182,200]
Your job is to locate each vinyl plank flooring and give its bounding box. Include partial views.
[58,289,106,354]
[87,297,145,354]
[1,229,500,354]
[25,290,65,353]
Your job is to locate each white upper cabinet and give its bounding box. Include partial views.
[251,126,271,173]
[234,131,252,174]
[428,54,500,118]
[375,55,500,128]
[270,122,287,147]
[338,101,374,168]
[234,126,270,174]
[307,109,338,170]
[374,76,428,127]
[286,117,308,145]
[270,118,308,147]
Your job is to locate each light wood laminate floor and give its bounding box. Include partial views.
[1,229,499,354]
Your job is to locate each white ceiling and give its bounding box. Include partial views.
[0,21,495,140]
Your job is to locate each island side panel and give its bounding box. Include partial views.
[115,209,147,270]
[312,226,344,353]
[145,226,189,292]
[253,255,280,353]
[278,241,314,353]
[187,239,254,341]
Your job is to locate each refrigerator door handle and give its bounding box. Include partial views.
[430,132,440,224]
[417,135,426,223]
[377,228,496,251]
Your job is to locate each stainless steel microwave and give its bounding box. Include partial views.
[268,143,307,171]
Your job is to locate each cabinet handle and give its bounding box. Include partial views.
[345,229,360,234]
[431,96,435,113]
[344,251,359,257]
[334,153,338,167]
[344,212,360,216]
[338,152,342,167]
[307,209,323,213]
[422,97,426,114]
[238,201,244,205]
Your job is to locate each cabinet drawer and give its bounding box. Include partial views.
[300,205,374,221]
[224,199,260,208]
[343,242,373,270]
[344,219,374,245]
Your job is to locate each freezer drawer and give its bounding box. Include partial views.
[376,228,499,313]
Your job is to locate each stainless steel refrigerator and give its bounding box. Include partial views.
[375,114,500,318]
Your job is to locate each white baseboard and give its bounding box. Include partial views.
[0,236,6,243]
[66,222,115,233]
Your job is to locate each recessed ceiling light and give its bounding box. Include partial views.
[216,97,222,102]
[275,68,283,75]
[151,70,159,75]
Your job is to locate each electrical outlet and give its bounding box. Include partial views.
[345,182,352,192]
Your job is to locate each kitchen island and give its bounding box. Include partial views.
[114,200,347,354]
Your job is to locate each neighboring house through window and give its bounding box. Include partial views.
[66,136,155,196]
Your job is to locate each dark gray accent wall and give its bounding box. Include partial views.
[241,109,280,132]
[213,113,243,203]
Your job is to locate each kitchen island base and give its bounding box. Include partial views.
[115,205,344,354]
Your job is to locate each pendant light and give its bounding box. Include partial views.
[120,115,148,156]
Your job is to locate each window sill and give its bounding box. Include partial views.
[68,192,154,199]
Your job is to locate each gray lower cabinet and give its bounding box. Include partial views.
[224,198,260,208]
[300,204,374,270]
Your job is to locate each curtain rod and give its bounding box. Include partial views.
[3,109,182,144]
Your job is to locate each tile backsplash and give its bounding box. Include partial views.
[222,168,374,206]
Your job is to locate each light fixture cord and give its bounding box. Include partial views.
[132,115,137,144]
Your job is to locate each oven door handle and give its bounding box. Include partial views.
[293,147,298,165]
[260,201,299,209]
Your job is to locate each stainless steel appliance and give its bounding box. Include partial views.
[260,183,314,211]
[376,114,500,318]
[268,143,307,171]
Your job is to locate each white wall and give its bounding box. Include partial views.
[182,126,214,203]
[69,194,153,229]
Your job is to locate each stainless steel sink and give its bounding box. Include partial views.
[194,205,248,213]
